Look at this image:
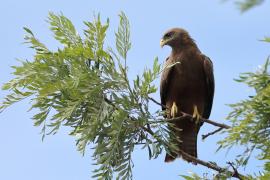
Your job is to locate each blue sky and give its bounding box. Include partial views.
[1,0,270,179]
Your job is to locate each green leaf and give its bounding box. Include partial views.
[115,11,131,60]
[180,175,197,180]
[48,12,81,46]
[235,0,264,12]
[23,27,34,36]
[260,36,270,43]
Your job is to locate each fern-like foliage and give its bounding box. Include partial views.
[217,38,270,179]
[0,12,175,180]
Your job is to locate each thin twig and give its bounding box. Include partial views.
[149,113,231,129]
[148,97,167,109]
[202,127,223,140]
[227,162,244,180]
[134,141,158,145]
[171,112,231,129]
[201,117,231,129]
[141,122,245,179]
[148,97,231,129]
[179,150,245,179]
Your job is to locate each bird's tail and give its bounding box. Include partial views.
[165,122,198,163]
[165,151,177,162]
[178,123,198,164]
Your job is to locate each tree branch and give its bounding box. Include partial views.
[149,112,231,129]
[227,162,244,180]
[148,97,166,109]
[141,120,245,179]
[105,96,246,179]
[134,141,158,145]
[148,96,231,129]
[179,150,245,180]
[202,127,223,140]
[170,112,231,129]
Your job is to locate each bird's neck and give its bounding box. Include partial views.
[171,41,200,56]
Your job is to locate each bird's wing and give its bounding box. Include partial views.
[160,57,174,112]
[202,55,215,119]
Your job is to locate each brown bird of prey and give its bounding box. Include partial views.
[160,28,214,163]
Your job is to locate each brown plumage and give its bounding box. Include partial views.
[160,28,214,163]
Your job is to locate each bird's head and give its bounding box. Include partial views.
[160,28,192,48]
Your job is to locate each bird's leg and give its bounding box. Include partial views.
[170,102,178,118]
[192,105,201,124]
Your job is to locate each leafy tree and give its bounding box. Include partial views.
[218,53,270,179]
[1,11,269,180]
[0,12,173,179]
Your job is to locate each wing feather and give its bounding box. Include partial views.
[202,55,215,119]
[160,57,173,112]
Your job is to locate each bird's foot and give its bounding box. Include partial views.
[192,105,201,124]
[170,102,178,118]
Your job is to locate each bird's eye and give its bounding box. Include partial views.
[164,32,172,38]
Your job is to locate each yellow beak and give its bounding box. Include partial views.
[160,39,165,48]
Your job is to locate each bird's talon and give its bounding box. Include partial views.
[192,105,201,124]
[170,102,178,118]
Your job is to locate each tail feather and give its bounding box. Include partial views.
[165,153,177,163]
[165,121,199,164]
[178,125,198,164]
